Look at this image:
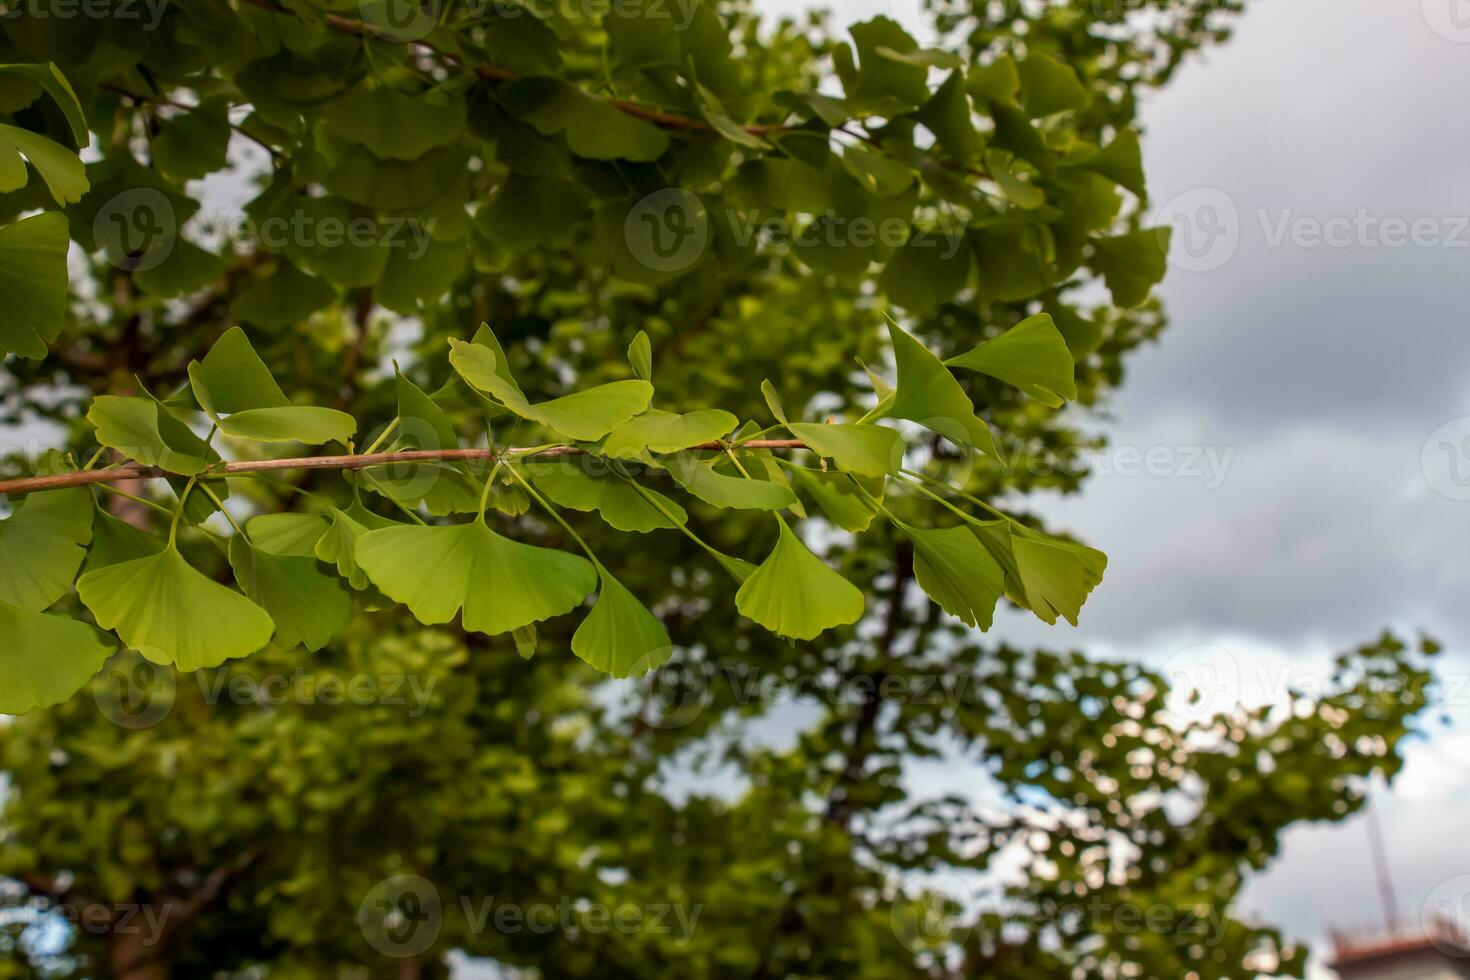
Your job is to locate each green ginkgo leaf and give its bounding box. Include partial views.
[0,487,92,611]
[83,506,165,574]
[788,468,883,533]
[0,63,87,144]
[1089,228,1170,309]
[315,502,398,590]
[627,331,653,382]
[524,460,688,533]
[355,520,596,637]
[602,409,738,457]
[77,547,276,671]
[361,370,482,515]
[0,123,88,205]
[786,422,903,478]
[246,513,331,558]
[903,524,1005,629]
[760,380,789,425]
[229,537,352,652]
[498,77,670,162]
[945,313,1077,407]
[87,395,218,475]
[571,570,672,678]
[972,519,1105,626]
[735,517,865,640]
[188,327,357,445]
[1010,528,1106,626]
[0,211,70,359]
[0,601,116,716]
[882,320,999,457]
[666,457,798,512]
[449,338,653,442]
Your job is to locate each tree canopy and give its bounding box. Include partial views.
[0,0,1441,978]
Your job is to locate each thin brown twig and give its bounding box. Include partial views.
[0,441,810,496]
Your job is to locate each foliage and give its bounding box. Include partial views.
[0,2,1429,980]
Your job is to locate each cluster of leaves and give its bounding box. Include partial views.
[4,310,1102,715]
[0,0,1169,356]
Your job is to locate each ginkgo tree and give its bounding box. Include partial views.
[1,3,1427,980]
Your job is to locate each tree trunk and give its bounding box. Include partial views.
[108,926,171,980]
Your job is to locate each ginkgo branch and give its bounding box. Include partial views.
[0,441,809,497]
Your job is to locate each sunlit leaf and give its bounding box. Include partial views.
[945,313,1077,407]
[87,395,217,475]
[0,487,92,611]
[0,601,115,716]
[188,327,357,445]
[355,520,596,637]
[571,570,672,678]
[882,320,999,457]
[77,547,276,671]
[524,460,687,533]
[229,537,352,652]
[602,409,738,457]
[735,517,865,640]
[449,338,653,441]
[786,422,903,478]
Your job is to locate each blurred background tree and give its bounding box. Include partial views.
[0,0,1443,977]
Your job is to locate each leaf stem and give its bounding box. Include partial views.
[169,476,199,548]
[504,464,602,570]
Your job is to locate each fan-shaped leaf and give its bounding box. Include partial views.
[571,571,672,678]
[355,521,596,637]
[735,517,865,640]
[229,537,352,652]
[188,327,357,445]
[786,422,903,478]
[449,338,653,441]
[789,468,883,533]
[882,320,998,457]
[524,461,687,533]
[0,488,92,611]
[0,211,70,359]
[77,547,275,671]
[602,409,738,457]
[0,123,88,204]
[0,601,116,716]
[904,524,1005,629]
[87,395,217,475]
[945,313,1077,407]
[666,458,798,512]
[316,503,398,590]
